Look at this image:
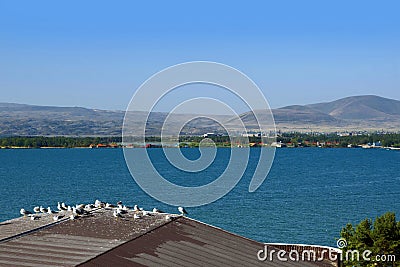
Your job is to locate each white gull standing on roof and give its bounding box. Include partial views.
[106,203,116,209]
[152,208,164,213]
[70,214,79,220]
[72,206,87,216]
[30,215,40,220]
[53,215,64,221]
[47,207,58,214]
[113,209,123,219]
[76,204,85,210]
[85,204,95,211]
[33,206,40,214]
[134,205,143,213]
[94,199,102,208]
[57,202,66,211]
[20,208,32,217]
[142,210,151,216]
[39,206,48,213]
[178,207,188,216]
[117,208,127,215]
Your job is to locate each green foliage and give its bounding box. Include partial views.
[0,136,121,148]
[355,219,374,249]
[339,212,400,266]
[279,132,400,147]
[2,132,400,148]
[189,142,199,148]
[339,141,349,147]
[372,213,400,256]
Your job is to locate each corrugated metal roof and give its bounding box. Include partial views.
[0,209,336,267]
[80,217,333,267]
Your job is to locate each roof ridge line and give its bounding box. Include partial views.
[183,216,264,245]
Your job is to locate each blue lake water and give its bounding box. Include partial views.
[0,148,399,247]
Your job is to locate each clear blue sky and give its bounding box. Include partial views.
[0,0,399,112]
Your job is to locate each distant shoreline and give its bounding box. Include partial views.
[2,146,400,150]
[1,132,400,149]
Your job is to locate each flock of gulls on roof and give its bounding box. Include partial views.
[19,200,188,222]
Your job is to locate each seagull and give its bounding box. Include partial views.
[61,202,68,210]
[133,205,141,213]
[69,214,79,220]
[76,204,85,210]
[117,204,128,210]
[105,203,116,209]
[133,213,141,219]
[165,215,171,220]
[116,208,127,215]
[40,206,48,213]
[113,209,123,219]
[178,207,188,216]
[72,207,79,215]
[94,199,105,208]
[53,215,64,221]
[152,208,164,213]
[67,206,72,212]
[85,204,95,211]
[117,201,123,205]
[33,206,40,214]
[30,215,40,221]
[20,208,32,217]
[73,207,87,216]
[57,202,66,211]
[142,210,151,216]
[47,207,57,214]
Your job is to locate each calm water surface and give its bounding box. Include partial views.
[0,148,399,247]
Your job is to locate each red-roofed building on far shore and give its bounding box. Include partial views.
[89,143,119,148]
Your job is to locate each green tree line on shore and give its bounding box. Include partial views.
[0,136,122,148]
[278,133,400,147]
[179,133,400,147]
[1,133,400,148]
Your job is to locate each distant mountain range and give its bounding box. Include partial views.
[270,95,400,131]
[1,95,400,136]
[0,103,124,136]
[307,95,400,120]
